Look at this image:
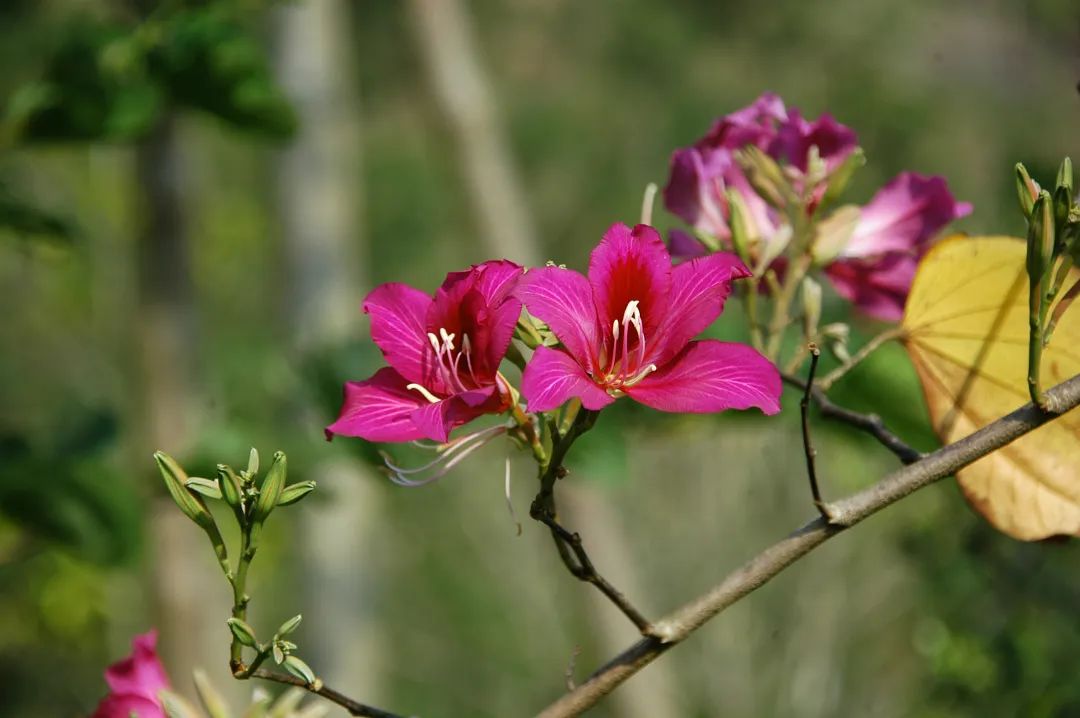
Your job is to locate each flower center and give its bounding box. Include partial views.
[595,299,656,392]
[406,328,480,402]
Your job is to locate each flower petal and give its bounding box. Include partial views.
[588,223,672,340]
[770,109,858,173]
[517,266,601,370]
[409,387,502,443]
[648,253,751,365]
[92,694,164,718]
[325,368,430,443]
[521,346,615,412]
[668,229,709,262]
[104,631,169,702]
[842,172,972,258]
[363,282,437,387]
[825,254,915,322]
[626,340,781,415]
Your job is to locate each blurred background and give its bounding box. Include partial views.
[1,1,1079,716]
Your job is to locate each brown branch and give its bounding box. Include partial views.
[531,410,655,635]
[246,668,407,718]
[783,373,923,464]
[799,345,830,520]
[534,372,1080,718]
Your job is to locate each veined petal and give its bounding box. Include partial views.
[588,223,672,339]
[471,259,524,304]
[410,387,501,443]
[648,253,751,365]
[517,266,601,370]
[626,340,781,415]
[364,282,437,387]
[825,254,915,322]
[325,368,430,443]
[842,172,973,258]
[521,346,615,412]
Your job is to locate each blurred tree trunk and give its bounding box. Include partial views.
[408,0,541,265]
[134,116,235,700]
[273,0,388,708]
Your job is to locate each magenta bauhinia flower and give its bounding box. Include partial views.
[327,260,524,443]
[824,172,973,321]
[517,223,781,414]
[663,92,856,255]
[92,630,169,718]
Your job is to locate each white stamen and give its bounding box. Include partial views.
[504,456,522,536]
[439,327,456,352]
[406,383,441,404]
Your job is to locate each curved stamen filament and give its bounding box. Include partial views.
[383,424,507,486]
[406,383,441,404]
[428,327,474,393]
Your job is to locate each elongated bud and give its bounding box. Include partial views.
[1026,192,1052,283]
[725,189,754,265]
[276,614,302,638]
[1015,163,1038,219]
[802,276,822,339]
[282,655,316,685]
[226,617,258,648]
[819,147,865,212]
[217,464,243,512]
[252,451,287,525]
[155,452,214,529]
[278,480,317,507]
[184,477,222,500]
[810,204,859,265]
[1056,156,1073,198]
[736,146,790,208]
[820,322,851,364]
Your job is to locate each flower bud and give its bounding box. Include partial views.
[251,451,287,525]
[246,447,260,478]
[802,276,822,339]
[217,464,243,513]
[184,477,222,500]
[278,481,317,507]
[820,322,851,364]
[155,452,214,530]
[725,189,754,265]
[276,614,302,638]
[810,204,859,265]
[736,146,790,208]
[1015,163,1039,219]
[1055,156,1073,199]
[226,617,258,648]
[819,147,865,212]
[282,655,316,685]
[1026,191,1055,291]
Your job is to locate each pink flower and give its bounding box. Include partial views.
[517,223,781,415]
[327,260,524,443]
[92,631,169,718]
[824,172,973,321]
[663,93,856,257]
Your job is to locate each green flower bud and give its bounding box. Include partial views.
[217,464,243,513]
[276,614,302,638]
[184,477,222,500]
[251,451,287,525]
[282,655,316,685]
[1015,163,1038,219]
[155,452,214,530]
[226,617,258,648]
[1055,156,1073,198]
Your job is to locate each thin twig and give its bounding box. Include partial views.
[817,327,903,391]
[534,371,1080,718]
[530,410,655,635]
[799,345,831,520]
[533,509,654,634]
[248,668,408,718]
[782,373,923,465]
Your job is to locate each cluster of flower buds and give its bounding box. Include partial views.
[1016,157,1079,405]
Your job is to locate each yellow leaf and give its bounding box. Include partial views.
[901,235,1080,540]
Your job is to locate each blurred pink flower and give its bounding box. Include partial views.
[92,631,169,718]
[663,92,856,255]
[824,171,973,321]
[327,260,523,443]
[517,223,781,414]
